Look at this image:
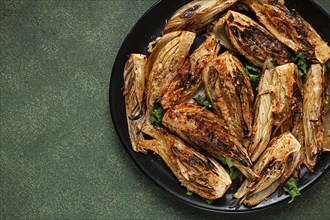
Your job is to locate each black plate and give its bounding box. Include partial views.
[110,0,330,213]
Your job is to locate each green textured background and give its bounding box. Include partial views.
[1,0,329,219]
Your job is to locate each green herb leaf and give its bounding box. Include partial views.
[150,106,165,126]
[228,166,242,180]
[283,180,301,203]
[204,199,213,205]
[225,156,234,168]
[193,95,212,108]
[186,191,193,196]
[218,156,226,164]
[219,156,242,180]
[245,64,261,82]
[292,52,310,78]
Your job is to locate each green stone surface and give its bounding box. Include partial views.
[1,0,329,219]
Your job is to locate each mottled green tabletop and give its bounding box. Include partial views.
[1,0,329,219]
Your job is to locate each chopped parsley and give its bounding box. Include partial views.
[245,64,261,82]
[150,105,165,126]
[283,180,301,203]
[292,52,310,77]
[193,95,212,108]
[204,199,213,205]
[219,156,242,180]
[186,191,193,196]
